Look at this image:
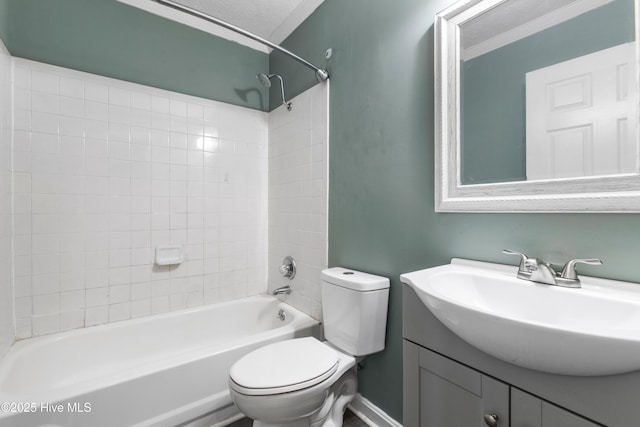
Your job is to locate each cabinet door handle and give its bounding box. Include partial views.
[483,413,499,427]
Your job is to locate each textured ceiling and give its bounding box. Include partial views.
[460,0,613,59]
[175,0,307,40]
[118,0,324,51]
[462,0,577,48]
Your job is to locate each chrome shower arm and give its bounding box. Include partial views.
[151,0,330,81]
[273,74,290,109]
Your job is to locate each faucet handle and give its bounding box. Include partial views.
[502,249,529,270]
[560,258,603,280]
[279,256,296,280]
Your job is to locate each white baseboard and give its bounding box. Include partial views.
[348,393,402,427]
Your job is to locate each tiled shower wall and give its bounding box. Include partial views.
[268,83,328,320]
[0,40,13,354]
[12,59,268,338]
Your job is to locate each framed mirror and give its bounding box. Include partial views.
[435,0,640,212]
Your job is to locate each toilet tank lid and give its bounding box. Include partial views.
[321,267,390,291]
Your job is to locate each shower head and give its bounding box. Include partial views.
[256,73,272,88]
[256,73,292,111]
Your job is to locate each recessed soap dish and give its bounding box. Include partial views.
[155,245,184,266]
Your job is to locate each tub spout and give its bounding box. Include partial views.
[272,285,291,295]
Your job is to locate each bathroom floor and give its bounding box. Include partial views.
[228,409,369,427]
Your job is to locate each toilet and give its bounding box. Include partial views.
[228,267,390,427]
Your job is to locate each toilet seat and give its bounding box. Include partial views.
[229,337,339,396]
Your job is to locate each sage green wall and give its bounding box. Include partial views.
[271,0,640,422]
[2,0,268,111]
[461,0,634,184]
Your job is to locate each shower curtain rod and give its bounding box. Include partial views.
[151,0,330,81]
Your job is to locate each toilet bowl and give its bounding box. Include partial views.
[228,268,390,427]
[229,337,356,427]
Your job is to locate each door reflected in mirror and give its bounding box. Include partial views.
[434,0,640,212]
[459,0,637,185]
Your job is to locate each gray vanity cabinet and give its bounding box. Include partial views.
[511,388,599,427]
[404,341,509,426]
[402,285,632,426]
[405,341,600,427]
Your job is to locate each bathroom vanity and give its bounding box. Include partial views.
[403,278,640,426]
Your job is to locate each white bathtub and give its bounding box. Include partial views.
[0,295,318,427]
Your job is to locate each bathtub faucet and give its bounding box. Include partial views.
[272,285,292,295]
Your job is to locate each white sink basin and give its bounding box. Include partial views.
[401,258,640,376]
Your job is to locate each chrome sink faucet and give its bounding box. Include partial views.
[502,249,602,288]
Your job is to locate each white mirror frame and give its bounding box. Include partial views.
[435,0,640,212]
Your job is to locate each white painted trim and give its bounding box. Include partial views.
[434,0,640,212]
[348,394,402,427]
[463,0,613,61]
[116,0,269,53]
[324,80,331,269]
[269,0,324,44]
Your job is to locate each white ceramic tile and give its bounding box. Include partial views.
[170,148,187,165]
[131,299,151,318]
[131,282,151,300]
[109,284,130,304]
[14,66,31,90]
[59,77,84,99]
[59,135,84,155]
[12,60,270,337]
[15,296,32,319]
[131,127,150,146]
[188,121,204,136]
[170,132,187,149]
[32,314,60,336]
[151,129,169,147]
[85,82,109,103]
[151,96,170,114]
[13,255,32,277]
[131,264,151,282]
[61,290,85,311]
[129,162,151,180]
[60,310,84,331]
[59,96,84,118]
[33,294,60,315]
[109,266,131,285]
[14,277,33,299]
[31,71,58,94]
[170,117,188,133]
[109,105,131,124]
[109,87,130,107]
[131,232,151,250]
[31,112,58,134]
[187,103,203,121]
[85,270,108,289]
[268,84,328,318]
[131,109,151,128]
[170,100,187,117]
[32,92,58,114]
[151,113,170,131]
[131,92,151,111]
[85,305,108,326]
[109,123,130,142]
[85,101,109,121]
[13,130,31,152]
[12,151,31,173]
[85,119,109,140]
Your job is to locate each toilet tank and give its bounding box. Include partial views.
[321,267,390,356]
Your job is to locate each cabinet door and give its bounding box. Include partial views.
[512,388,601,427]
[404,341,509,427]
